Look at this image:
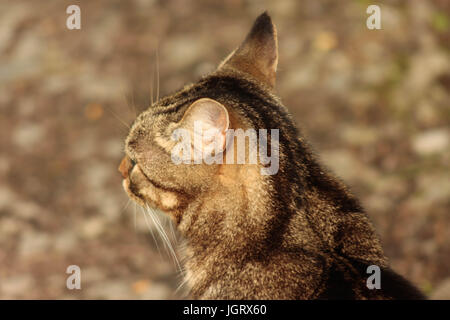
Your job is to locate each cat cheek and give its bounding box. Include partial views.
[139,185,157,201]
[139,184,178,211]
[159,191,179,210]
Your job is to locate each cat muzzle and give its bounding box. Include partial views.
[118,156,134,179]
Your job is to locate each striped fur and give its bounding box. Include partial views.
[121,12,424,299]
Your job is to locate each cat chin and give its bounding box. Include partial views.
[123,162,158,206]
[123,177,169,215]
[122,178,147,207]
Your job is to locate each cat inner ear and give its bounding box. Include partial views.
[178,98,229,155]
[220,12,278,89]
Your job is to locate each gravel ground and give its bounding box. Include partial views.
[0,0,449,299]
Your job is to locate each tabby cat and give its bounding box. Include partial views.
[119,12,424,299]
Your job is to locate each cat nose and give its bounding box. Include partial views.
[118,156,134,179]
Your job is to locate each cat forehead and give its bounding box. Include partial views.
[127,67,274,146]
[130,111,166,135]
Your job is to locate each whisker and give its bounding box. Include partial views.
[155,45,160,103]
[121,84,137,118]
[146,206,172,262]
[147,205,181,272]
[140,206,162,256]
[119,199,131,218]
[104,104,131,130]
[124,199,131,211]
[134,202,137,231]
[150,60,154,106]
[174,275,189,296]
[130,90,139,117]
[168,216,177,245]
[148,208,172,251]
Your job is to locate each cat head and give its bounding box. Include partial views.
[119,12,281,225]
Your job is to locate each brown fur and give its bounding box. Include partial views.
[120,12,425,300]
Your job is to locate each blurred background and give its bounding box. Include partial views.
[0,0,449,299]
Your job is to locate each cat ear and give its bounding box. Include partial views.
[220,12,278,89]
[178,98,229,154]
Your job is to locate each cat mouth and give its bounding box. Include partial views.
[119,156,181,215]
[119,156,147,206]
[122,177,147,207]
